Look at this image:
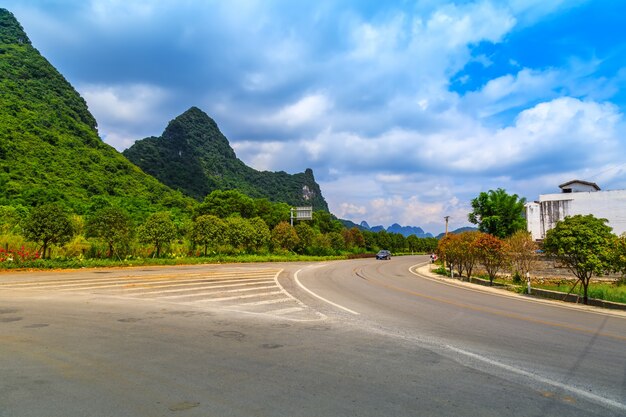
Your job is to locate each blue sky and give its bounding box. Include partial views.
[5,0,626,234]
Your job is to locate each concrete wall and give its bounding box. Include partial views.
[561,182,597,193]
[527,189,626,239]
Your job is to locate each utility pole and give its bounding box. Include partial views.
[444,216,450,236]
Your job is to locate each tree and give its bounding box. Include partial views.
[191,215,226,256]
[138,212,177,257]
[224,217,256,252]
[474,233,506,285]
[457,231,481,280]
[505,230,538,280]
[437,234,461,276]
[85,206,133,258]
[0,205,28,235]
[271,222,300,252]
[248,217,271,253]
[295,222,316,254]
[611,234,626,285]
[195,190,256,219]
[406,235,419,253]
[468,188,526,238]
[328,232,346,253]
[22,203,75,259]
[543,214,615,304]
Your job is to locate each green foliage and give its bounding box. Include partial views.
[123,107,329,210]
[224,216,257,253]
[543,214,615,304]
[85,206,133,258]
[248,217,271,253]
[137,212,177,257]
[271,222,299,252]
[22,203,74,258]
[0,9,194,218]
[191,214,226,256]
[295,222,316,254]
[468,188,526,238]
[0,204,28,234]
[612,234,626,284]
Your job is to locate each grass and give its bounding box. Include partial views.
[431,263,626,305]
[531,280,626,304]
[0,253,347,272]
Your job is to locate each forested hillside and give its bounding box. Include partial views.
[0,9,191,218]
[123,107,329,210]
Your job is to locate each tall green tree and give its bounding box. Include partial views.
[248,217,271,253]
[138,212,177,257]
[85,206,133,258]
[468,188,526,238]
[22,203,75,259]
[224,217,256,252]
[543,214,615,304]
[191,214,226,255]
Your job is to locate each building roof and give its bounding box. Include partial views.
[558,179,601,191]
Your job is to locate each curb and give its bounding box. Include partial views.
[413,263,626,318]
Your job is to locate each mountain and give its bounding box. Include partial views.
[435,226,478,239]
[387,223,433,238]
[0,9,190,216]
[349,220,435,237]
[123,107,329,210]
[339,219,368,230]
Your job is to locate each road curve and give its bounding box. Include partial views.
[292,255,626,414]
[1,258,625,416]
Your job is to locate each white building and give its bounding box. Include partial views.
[525,180,626,240]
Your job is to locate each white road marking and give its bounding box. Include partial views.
[156,285,277,299]
[294,267,359,315]
[269,307,304,315]
[3,267,322,320]
[203,291,284,302]
[119,279,275,295]
[445,344,626,412]
[240,298,292,306]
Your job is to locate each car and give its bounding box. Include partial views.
[376,250,391,260]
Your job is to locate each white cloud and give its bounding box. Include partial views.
[80,83,169,124]
[267,93,333,127]
[79,83,170,150]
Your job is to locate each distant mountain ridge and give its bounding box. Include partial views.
[339,219,435,238]
[123,107,328,210]
[435,226,478,239]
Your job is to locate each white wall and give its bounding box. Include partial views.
[527,189,626,239]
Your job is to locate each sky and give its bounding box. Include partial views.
[5,0,626,234]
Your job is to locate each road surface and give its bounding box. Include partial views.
[1,256,625,416]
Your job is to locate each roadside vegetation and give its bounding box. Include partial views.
[436,189,626,306]
[0,190,438,271]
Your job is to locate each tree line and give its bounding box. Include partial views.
[0,190,438,264]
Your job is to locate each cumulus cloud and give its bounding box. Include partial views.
[79,83,171,150]
[7,0,625,232]
[266,94,333,128]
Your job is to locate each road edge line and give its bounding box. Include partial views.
[294,267,360,315]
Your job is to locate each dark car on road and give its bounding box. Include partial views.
[376,250,391,260]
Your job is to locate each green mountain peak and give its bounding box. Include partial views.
[123,108,329,210]
[0,9,190,216]
[0,9,31,45]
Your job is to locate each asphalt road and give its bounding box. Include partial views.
[1,256,625,416]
